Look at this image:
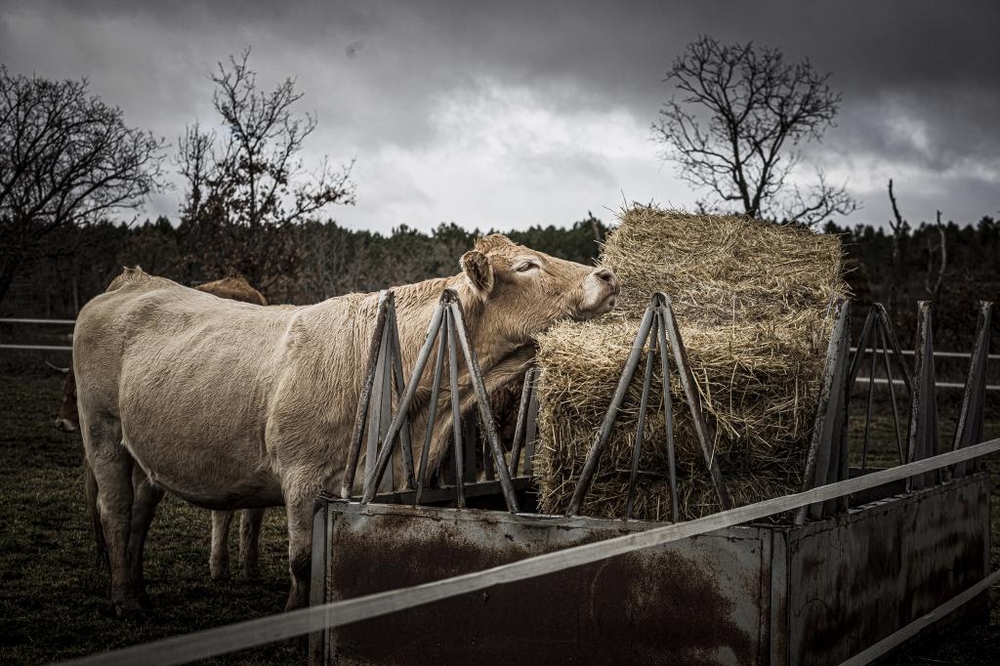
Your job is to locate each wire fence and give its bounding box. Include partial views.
[5,320,997,389]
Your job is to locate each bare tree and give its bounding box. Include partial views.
[0,65,165,305]
[925,210,947,301]
[653,35,857,225]
[886,179,911,319]
[177,49,355,291]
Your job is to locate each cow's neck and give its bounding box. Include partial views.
[389,276,522,375]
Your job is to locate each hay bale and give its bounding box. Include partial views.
[533,207,847,521]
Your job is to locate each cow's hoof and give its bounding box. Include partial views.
[210,560,230,581]
[115,603,145,622]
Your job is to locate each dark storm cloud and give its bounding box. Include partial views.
[2,1,997,228]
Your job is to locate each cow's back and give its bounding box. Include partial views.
[73,271,299,507]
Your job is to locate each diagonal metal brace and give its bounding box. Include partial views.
[567,293,729,518]
[361,289,519,512]
[951,301,993,478]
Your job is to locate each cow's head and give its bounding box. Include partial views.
[458,234,619,344]
[51,365,79,432]
[195,275,268,305]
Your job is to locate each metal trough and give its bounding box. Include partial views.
[310,471,989,665]
[310,296,994,665]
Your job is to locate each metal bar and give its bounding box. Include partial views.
[361,299,447,504]
[341,291,391,499]
[625,319,657,521]
[875,303,914,391]
[445,306,466,509]
[906,302,938,491]
[308,501,330,664]
[372,477,533,507]
[0,318,77,325]
[850,347,1000,361]
[876,322,905,465]
[0,344,73,351]
[463,415,477,484]
[449,300,519,512]
[566,303,656,515]
[387,305,416,490]
[796,298,851,524]
[415,323,448,505]
[854,377,1000,391]
[660,295,731,510]
[656,309,679,523]
[375,331,394,494]
[521,388,539,477]
[861,319,878,470]
[482,416,495,481]
[508,367,535,476]
[847,306,877,386]
[953,302,992,477]
[829,300,853,516]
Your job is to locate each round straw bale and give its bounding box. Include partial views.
[533,206,848,521]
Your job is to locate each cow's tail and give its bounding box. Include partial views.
[83,458,109,571]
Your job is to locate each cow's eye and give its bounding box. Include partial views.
[515,261,539,273]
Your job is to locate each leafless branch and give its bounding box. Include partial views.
[176,50,355,289]
[652,35,856,224]
[0,65,165,302]
[925,210,947,300]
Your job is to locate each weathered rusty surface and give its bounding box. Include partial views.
[312,472,990,665]
[953,301,993,477]
[797,297,850,523]
[907,302,939,490]
[318,502,767,665]
[788,473,990,665]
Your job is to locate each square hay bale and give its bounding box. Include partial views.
[533,206,847,521]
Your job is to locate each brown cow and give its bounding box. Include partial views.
[73,235,619,615]
[56,274,270,581]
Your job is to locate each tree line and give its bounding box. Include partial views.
[4,210,996,352]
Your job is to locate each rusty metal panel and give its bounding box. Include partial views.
[787,473,990,665]
[319,502,771,665]
[313,472,989,665]
[768,529,789,666]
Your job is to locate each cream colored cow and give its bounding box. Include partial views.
[74,235,618,615]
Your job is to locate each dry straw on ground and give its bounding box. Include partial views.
[533,206,848,521]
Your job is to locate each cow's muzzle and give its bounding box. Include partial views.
[579,267,620,317]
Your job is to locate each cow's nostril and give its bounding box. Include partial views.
[54,419,77,433]
[595,268,615,283]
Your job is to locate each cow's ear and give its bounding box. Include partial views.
[460,250,494,298]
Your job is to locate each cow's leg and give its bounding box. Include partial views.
[210,511,234,580]
[82,415,143,617]
[240,508,265,579]
[283,488,320,611]
[128,471,165,607]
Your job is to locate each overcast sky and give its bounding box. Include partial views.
[2,1,998,234]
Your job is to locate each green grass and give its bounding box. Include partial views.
[0,373,300,665]
[0,371,998,664]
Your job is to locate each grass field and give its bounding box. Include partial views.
[1,369,998,664]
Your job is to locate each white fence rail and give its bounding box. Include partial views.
[6,321,998,389]
[60,437,1000,666]
[851,346,1000,361]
